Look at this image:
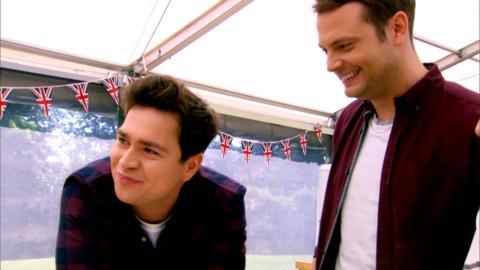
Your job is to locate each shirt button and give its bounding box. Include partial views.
[141,236,147,242]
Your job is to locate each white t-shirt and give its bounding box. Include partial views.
[136,216,170,247]
[335,115,393,270]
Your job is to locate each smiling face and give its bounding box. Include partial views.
[110,106,200,222]
[316,2,398,100]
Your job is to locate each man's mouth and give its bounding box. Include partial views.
[116,172,142,184]
[339,68,360,82]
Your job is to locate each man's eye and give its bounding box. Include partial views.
[144,148,159,156]
[338,43,352,50]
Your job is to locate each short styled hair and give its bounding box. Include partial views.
[121,75,219,161]
[313,0,416,42]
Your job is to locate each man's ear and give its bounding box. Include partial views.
[389,11,409,45]
[182,153,203,182]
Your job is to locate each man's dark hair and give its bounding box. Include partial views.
[313,0,416,42]
[121,75,219,161]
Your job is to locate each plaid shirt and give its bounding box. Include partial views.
[56,157,247,270]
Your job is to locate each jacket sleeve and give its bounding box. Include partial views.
[55,177,111,270]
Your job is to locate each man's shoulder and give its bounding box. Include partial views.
[65,157,113,197]
[196,166,246,198]
[423,63,479,109]
[70,156,112,184]
[60,157,116,210]
[442,81,480,108]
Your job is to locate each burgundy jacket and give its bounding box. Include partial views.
[315,64,480,270]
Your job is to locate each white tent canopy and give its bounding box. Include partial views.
[1,0,479,129]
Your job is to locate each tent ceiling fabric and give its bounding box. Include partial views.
[0,0,219,65]
[132,0,254,73]
[1,0,479,121]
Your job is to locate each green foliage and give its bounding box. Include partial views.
[1,103,117,139]
[8,119,17,129]
[17,117,38,130]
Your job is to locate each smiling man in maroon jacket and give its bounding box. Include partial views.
[312,0,480,269]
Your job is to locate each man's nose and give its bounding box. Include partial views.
[326,54,341,72]
[118,147,140,169]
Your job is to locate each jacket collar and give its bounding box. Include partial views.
[361,63,444,116]
[394,63,444,113]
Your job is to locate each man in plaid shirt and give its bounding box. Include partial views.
[56,75,247,270]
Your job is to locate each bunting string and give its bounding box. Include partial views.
[1,73,325,164]
[314,122,323,144]
[0,88,14,120]
[220,126,325,165]
[262,142,273,166]
[101,75,121,105]
[67,82,89,112]
[0,73,131,118]
[241,140,254,164]
[281,139,292,160]
[30,87,53,118]
[220,132,233,158]
[299,131,308,156]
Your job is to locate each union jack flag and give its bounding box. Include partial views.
[314,122,323,143]
[30,87,53,117]
[123,75,137,86]
[220,132,233,158]
[299,131,308,155]
[281,139,292,160]
[262,142,273,165]
[0,88,13,120]
[241,140,253,164]
[102,75,120,105]
[67,82,89,112]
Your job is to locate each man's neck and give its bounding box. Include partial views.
[371,98,396,121]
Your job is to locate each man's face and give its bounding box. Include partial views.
[316,2,396,100]
[110,106,194,219]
